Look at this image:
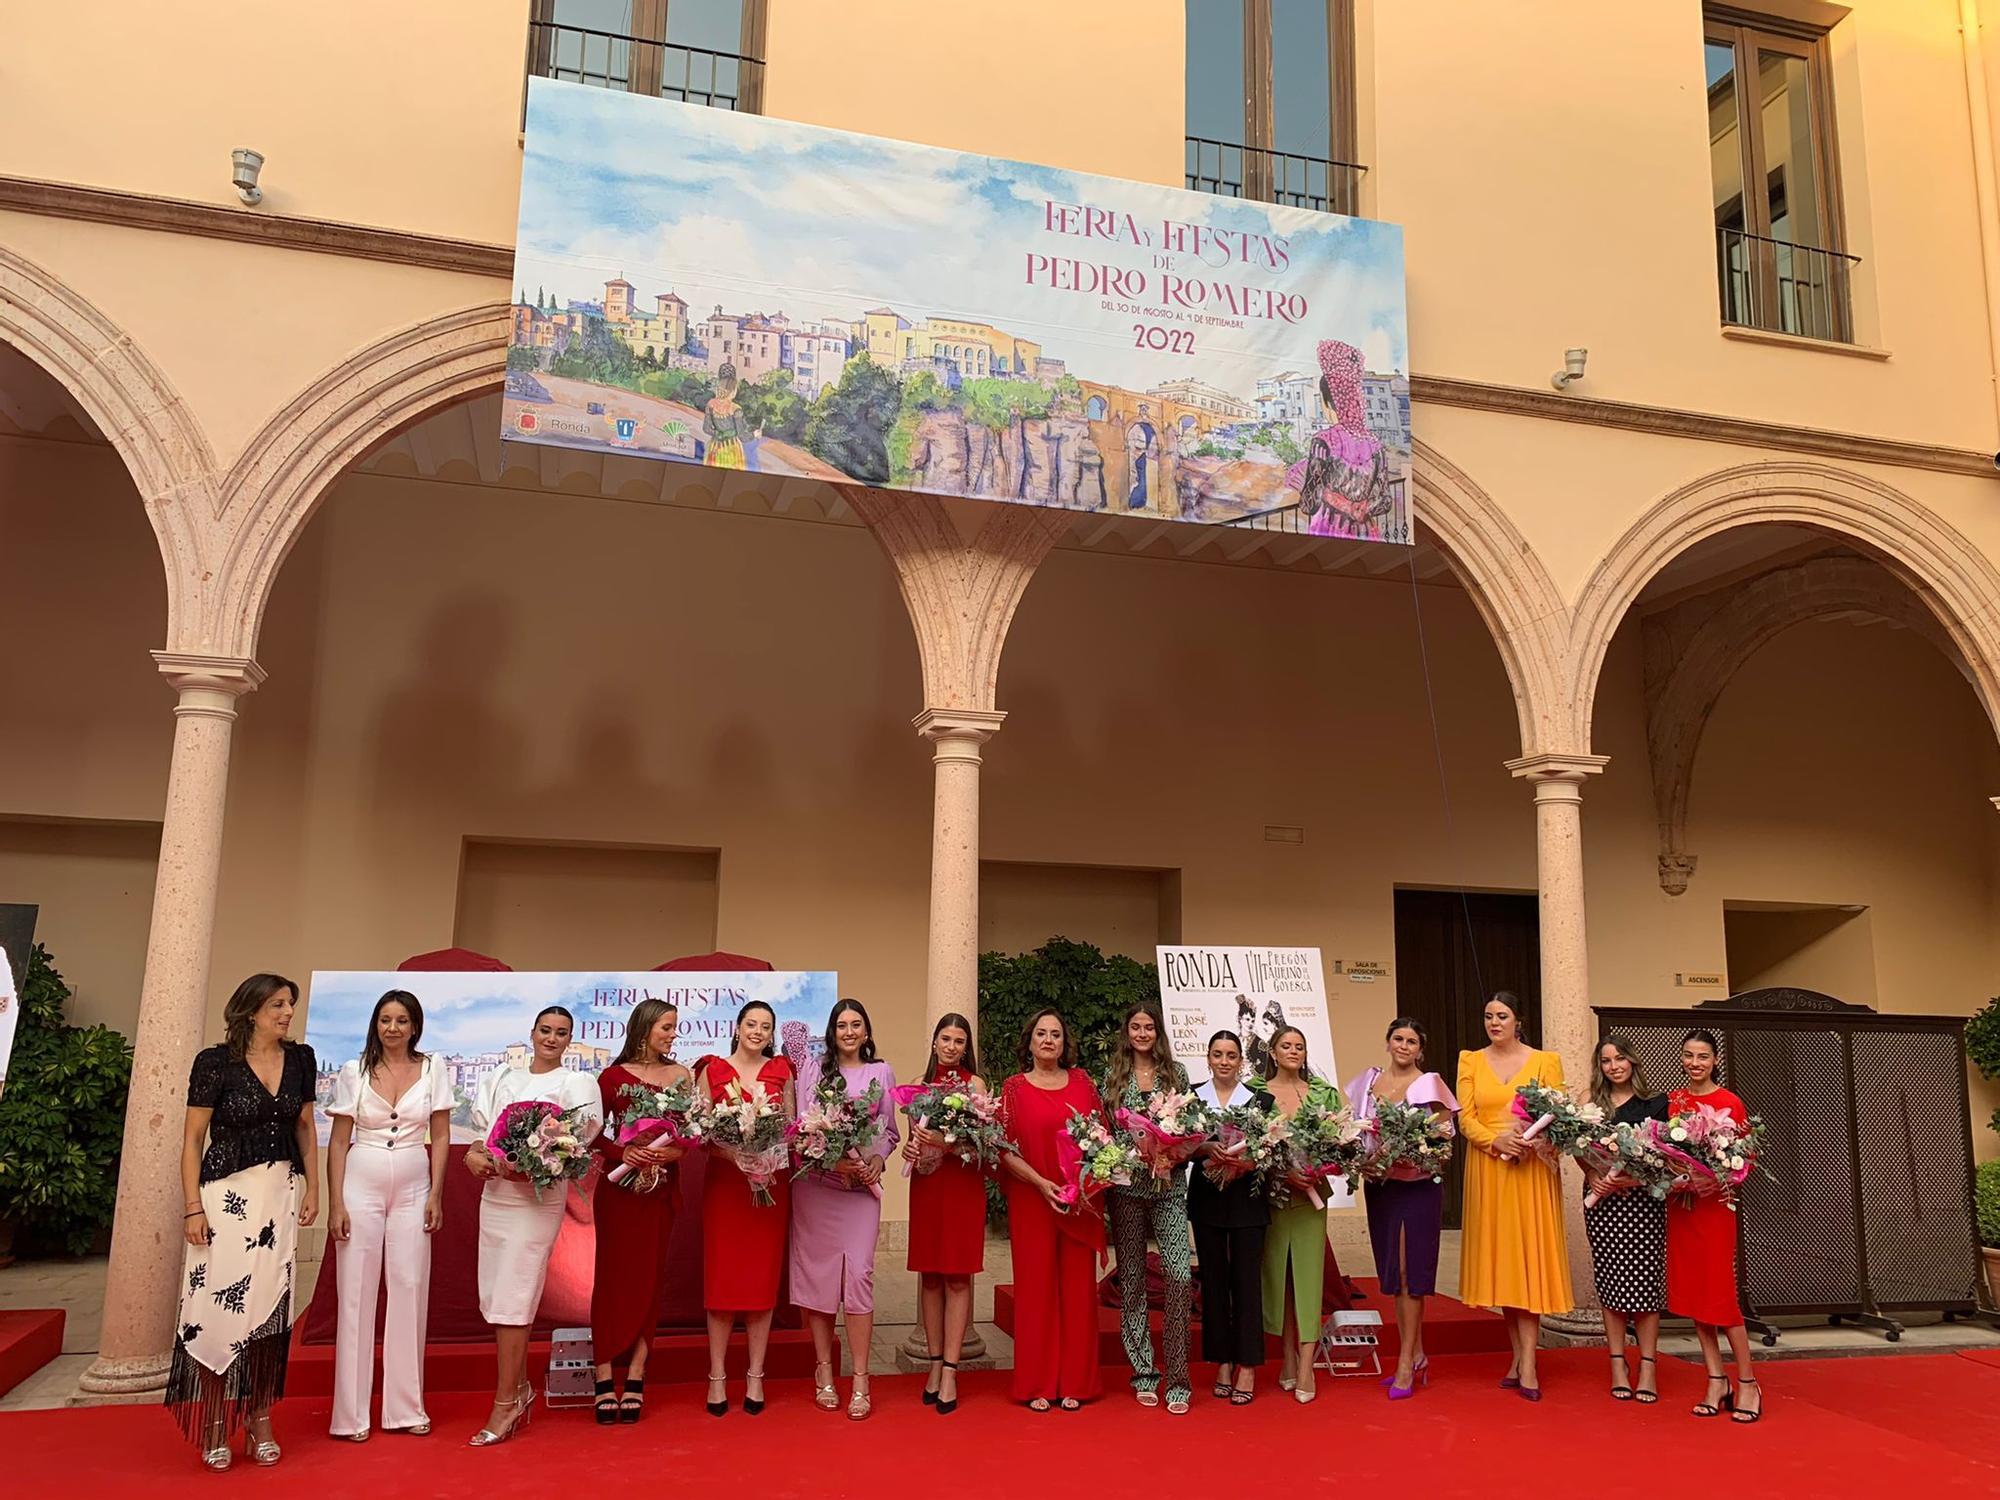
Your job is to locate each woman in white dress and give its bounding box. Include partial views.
[463,1005,601,1447]
[326,989,455,1441]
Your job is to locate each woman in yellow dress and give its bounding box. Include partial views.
[1455,990,1573,1401]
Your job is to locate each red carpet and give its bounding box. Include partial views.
[0,1309,63,1396]
[6,1350,1995,1497]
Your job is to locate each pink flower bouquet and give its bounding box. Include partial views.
[1647,1103,1769,1210]
[1265,1081,1369,1209]
[1510,1080,1605,1153]
[1575,1120,1680,1209]
[1361,1099,1457,1184]
[698,1077,790,1208]
[607,1078,703,1186]
[1202,1103,1283,1190]
[1115,1088,1215,1183]
[790,1076,886,1200]
[1053,1109,1137,1212]
[893,1081,1012,1177]
[485,1099,594,1197]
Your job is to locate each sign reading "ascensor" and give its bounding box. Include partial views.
[506,78,1411,542]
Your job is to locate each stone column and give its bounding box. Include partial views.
[82,654,264,1394]
[894,706,1003,1373]
[1505,750,1609,1340]
[913,707,1005,1029]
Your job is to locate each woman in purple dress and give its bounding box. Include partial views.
[1345,1017,1459,1400]
[788,998,897,1421]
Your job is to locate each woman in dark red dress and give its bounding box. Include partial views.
[903,1012,987,1414]
[697,1000,794,1417]
[1665,1028,1763,1423]
[999,1008,1106,1411]
[590,998,690,1425]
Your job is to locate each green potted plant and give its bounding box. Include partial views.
[1978,1160,2000,1307]
[0,945,134,1260]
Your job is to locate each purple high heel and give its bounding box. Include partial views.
[1386,1356,1429,1400]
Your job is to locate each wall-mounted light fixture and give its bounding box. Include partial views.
[1550,347,1588,391]
[231,148,265,206]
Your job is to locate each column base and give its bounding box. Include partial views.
[894,1322,991,1371]
[1539,1307,1608,1346]
[79,1349,172,1395]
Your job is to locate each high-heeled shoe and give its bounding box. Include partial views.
[744,1369,767,1416]
[814,1359,839,1412]
[936,1360,960,1416]
[243,1416,282,1466]
[1213,1363,1234,1399]
[706,1373,730,1417]
[847,1372,872,1421]
[922,1351,943,1406]
[200,1417,232,1472]
[619,1377,645,1425]
[1382,1354,1429,1389]
[1517,1381,1542,1403]
[1693,1373,1733,1418]
[1730,1376,1762,1424]
[594,1375,619,1426]
[1387,1356,1428,1401]
[1609,1350,1633,1401]
[1634,1355,1659,1405]
[468,1384,534,1447]
[1294,1382,1318,1405]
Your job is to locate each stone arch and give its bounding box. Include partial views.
[199,302,511,656]
[1568,462,2000,755]
[1408,438,1571,757]
[0,244,216,646]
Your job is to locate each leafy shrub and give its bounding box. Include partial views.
[0,945,134,1256]
[1976,1159,2000,1251]
[1967,997,2000,1142]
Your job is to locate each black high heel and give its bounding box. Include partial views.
[1693,1373,1733,1418]
[1634,1355,1659,1405]
[936,1360,959,1416]
[922,1351,942,1406]
[593,1377,618,1426]
[743,1369,766,1415]
[1730,1376,1762,1424]
[706,1373,729,1418]
[1609,1350,1633,1401]
[619,1377,644,1424]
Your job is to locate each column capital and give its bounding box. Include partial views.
[912,706,1006,745]
[151,651,267,697]
[1505,751,1609,787]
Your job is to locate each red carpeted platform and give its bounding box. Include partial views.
[0,1308,64,1397]
[993,1275,1508,1363]
[4,1350,1996,1497]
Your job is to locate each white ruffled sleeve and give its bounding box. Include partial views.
[471,1067,503,1134]
[562,1068,604,1145]
[327,1059,362,1119]
[425,1055,456,1117]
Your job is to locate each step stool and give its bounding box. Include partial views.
[1313,1307,1383,1378]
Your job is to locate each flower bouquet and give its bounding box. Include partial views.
[1647,1103,1770,1211]
[1115,1088,1215,1185]
[1203,1103,1283,1191]
[1361,1099,1457,1184]
[1267,1083,1370,1209]
[1510,1080,1606,1153]
[1053,1109,1137,1212]
[892,1081,1013,1177]
[790,1076,887,1200]
[1575,1120,1681,1209]
[485,1099,595,1198]
[698,1077,790,1208]
[607,1078,702,1186]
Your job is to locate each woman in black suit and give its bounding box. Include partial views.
[1188,1030,1269,1404]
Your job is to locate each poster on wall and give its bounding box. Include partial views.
[302,969,837,1141]
[1156,944,1348,1205]
[505,77,1410,542]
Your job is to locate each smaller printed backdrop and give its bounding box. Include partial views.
[1156,944,1349,1207]
[302,969,837,1141]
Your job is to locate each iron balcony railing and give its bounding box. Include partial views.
[1185,136,1366,216]
[526,20,763,112]
[1717,226,1858,344]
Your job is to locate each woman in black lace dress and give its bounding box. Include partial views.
[169,973,319,1471]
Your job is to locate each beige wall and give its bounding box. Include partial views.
[0,816,160,1032]
[453,838,720,970]
[978,861,1180,962]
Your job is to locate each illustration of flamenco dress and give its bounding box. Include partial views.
[703,397,748,470]
[1284,339,1393,540]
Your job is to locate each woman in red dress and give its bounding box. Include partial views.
[903,1012,987,1415]
[999,1008,1106,1411]
[1665,1028,1763,1423]
[589,998,690,1425]
[697,999,794,1417]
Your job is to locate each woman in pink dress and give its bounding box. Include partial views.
[788,999,897,1420]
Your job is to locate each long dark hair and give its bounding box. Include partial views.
[1590,1032,1654,1111]
[359,989,425,1078]
[1682,1028,1724,1085]
[223,973,297,1059]
[1017,1007,1076,1070]
[733,999,777,1059]
[613,998,679,1067]
[924,1012,979,1084]
[819,998,877,1087]
[1104,999,1183,1102]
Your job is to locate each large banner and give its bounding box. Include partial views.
[1156,944,1349,1206]
[303,969,837,1141]
[507,78,1410,542]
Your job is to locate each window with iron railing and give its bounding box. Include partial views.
[1184,0,1364,216]
[527,0,765,112]
[1704,4,1855,342]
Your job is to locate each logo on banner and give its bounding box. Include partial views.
[613,417,638,443]
[515,409,539,433]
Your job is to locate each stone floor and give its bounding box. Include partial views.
[5,1217,1993,1411]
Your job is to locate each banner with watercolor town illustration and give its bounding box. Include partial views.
[302,969,837,1141]
[506,77,1411,543]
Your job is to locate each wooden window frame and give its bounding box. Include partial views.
[528,0,765,113]
[1704,4,1850,339]
[1215,1,1358,214]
